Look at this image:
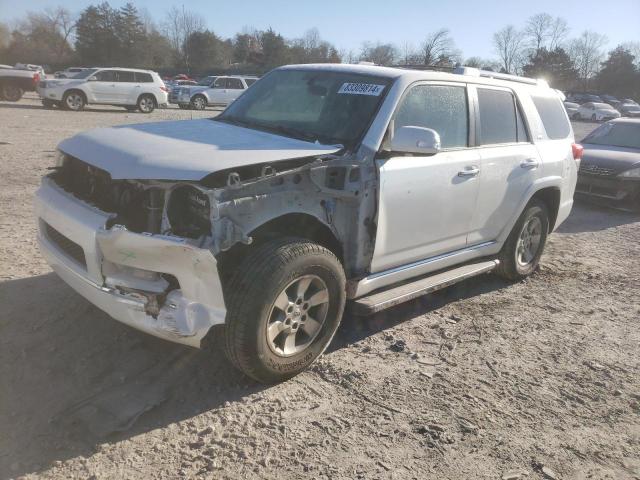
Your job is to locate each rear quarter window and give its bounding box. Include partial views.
[531,95,571,140]
[135,72,153,83]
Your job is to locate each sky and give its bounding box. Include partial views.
[1,0,639,59]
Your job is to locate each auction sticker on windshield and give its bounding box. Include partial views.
[338,83,386,96]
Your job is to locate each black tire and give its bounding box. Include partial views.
[137,94,156,113]
[1,83,24,102]
[495,199,549,281]
[125,105,137,112]
[190,94,207,110]
[591,113,597,122]
[222,237,346,383]
[62,90,85,111]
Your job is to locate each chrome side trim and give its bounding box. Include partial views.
[352,241,498,299]
[369,241,496,280]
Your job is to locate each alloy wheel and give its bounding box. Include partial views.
[65,93,83,110]
[139,96,154,113]
[266,275,330,357]
[516,216,542,266]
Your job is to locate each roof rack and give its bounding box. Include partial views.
[452,66,548,87]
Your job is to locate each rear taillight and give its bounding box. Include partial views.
[33,72,40,85]
[160,85,168,92]
[572,143,583,161]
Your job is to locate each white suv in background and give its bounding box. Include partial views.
[37,68,169,113]
[176,75,258,110]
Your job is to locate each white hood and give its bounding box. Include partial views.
[58,119,342,181]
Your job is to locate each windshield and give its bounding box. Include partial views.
[71,68,97,79]
[198,76,215,86]
[583,122,640,149]
[217,69,393,147]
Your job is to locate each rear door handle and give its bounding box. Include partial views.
[458,166,480,177]
[521,158,540,169]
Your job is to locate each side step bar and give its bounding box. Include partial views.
[350,260,499,315]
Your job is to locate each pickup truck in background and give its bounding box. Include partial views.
[0,65,41,102]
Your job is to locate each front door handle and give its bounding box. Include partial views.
[521,158,540,169]
[458,166,480,177]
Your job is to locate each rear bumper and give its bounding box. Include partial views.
[35,178,226,347]
[575,173,640,209]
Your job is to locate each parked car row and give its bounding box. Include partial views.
[565,92,640,120]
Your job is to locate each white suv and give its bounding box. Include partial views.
[35,64,579,383]
[176,75,258,110]
[37,67,168,113]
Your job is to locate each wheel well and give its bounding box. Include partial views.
[216,213,343,282]
[192,93,207,103]
[531,187,560,230]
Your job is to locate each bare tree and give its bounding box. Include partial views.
[359,42,397,66]
[548,17,569,50]
[493,25,525,74]
[525,13,553,52]
[568,30,608,88]
[421,28,458,65]
[0,22,11,50]
[162,5,205,68]
[400,41,420,65]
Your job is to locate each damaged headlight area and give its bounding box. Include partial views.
[166,185,211,239]
[51,154,216,240]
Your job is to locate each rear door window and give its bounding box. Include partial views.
[213,77,227,88]
[394,84,469,149]
[227,78,244,89]
[135,72,153,83]
[94,70,117,82]
[531,95,571,139]
[116,71,135,82]
[477,88,527,145]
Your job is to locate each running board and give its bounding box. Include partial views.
[350,260,499,315]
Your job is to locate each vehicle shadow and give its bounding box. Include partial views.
[556,200,639,234]
[0,269,507,478]
[0,102,46,110]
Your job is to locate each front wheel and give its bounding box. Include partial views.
[190,95,207,110]
[222,238,346,383]
[62,90,85,111]
[495,199,549,281]
[591,113,597,121]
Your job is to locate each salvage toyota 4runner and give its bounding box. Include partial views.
[36,64,580,383]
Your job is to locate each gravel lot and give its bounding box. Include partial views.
[1,94,639,480]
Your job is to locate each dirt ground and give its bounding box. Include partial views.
[1,94,639,480]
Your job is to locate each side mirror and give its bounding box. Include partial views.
[389,126,441,155]
[87,76,97,82]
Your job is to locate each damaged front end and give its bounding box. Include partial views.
[36,156,228,347]
[36,145,375,346]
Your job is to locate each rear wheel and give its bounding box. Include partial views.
[137,94,156,113]
[62,90,85,111]
[191,95,207,110]
[495,199,549,281]
[222,237,346,383]
[1,84,24,102]
[591,113,597,121]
